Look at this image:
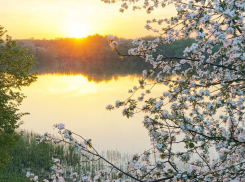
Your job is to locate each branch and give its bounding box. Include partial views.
[49,137,144,182]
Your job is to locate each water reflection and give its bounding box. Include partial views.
[33,72,143,84]
[19,74,166,153]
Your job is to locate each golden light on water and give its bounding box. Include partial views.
[32,74,97,95]
[19,74,168,152]
[19,74,149,152]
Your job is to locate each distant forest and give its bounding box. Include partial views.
[17,35,196,80]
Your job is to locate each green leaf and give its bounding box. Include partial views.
[189,143,195,148]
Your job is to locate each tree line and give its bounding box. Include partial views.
[17,35,197,80]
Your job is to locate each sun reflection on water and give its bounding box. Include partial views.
[19,74,166,153]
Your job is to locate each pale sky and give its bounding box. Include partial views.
[1,0,175,39]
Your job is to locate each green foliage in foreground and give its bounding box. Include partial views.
[0,131,81,181]
[0,173,30,182]
[0,25,37,171]
[0,131,131,181]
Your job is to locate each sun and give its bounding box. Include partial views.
[66,22,90,38]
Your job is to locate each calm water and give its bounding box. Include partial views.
[19,74,167,153]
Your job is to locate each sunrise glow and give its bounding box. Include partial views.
[66,22,90,38]
[0,0,176,40]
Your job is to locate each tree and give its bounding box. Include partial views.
[27,0,245,181]
[0,26,37,171]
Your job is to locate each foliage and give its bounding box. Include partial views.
[0,173,31,182]
[28,0,245,181]
[0,131,82,181]
[1,131,131,181]
[0,26,37,171]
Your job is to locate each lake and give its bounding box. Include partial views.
[19,74,168,153]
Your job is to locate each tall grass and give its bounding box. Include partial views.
[0,131,132,181]
[0,130,191,182]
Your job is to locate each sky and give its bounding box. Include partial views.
[1,0,176,39]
